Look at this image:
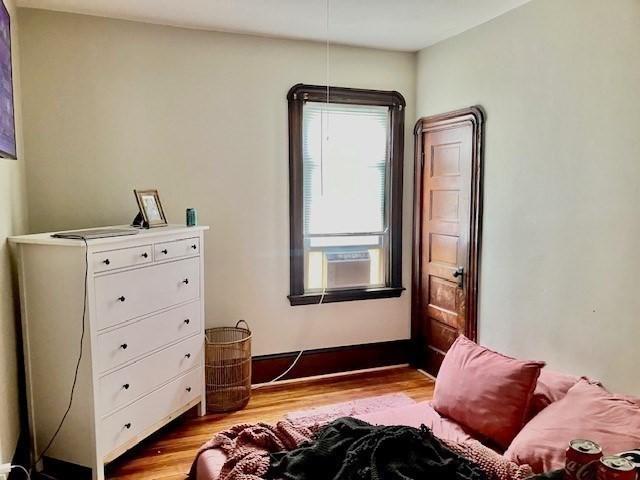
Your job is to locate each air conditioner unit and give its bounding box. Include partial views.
[325,250,370,289]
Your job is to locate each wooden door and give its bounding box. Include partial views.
[412,107,484,376]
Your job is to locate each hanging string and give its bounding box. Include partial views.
[320,0,330,196]
[326,0,330,108]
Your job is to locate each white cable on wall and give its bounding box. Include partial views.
[255,0,332,390]
[254,281,327,388]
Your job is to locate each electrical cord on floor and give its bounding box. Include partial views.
[265,348,305,384]
[8,464,31,479]
[29,238,89,479]
[254,285,327,389]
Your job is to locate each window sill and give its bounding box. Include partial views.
[288,286,405,306]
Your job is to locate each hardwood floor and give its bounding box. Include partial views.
[101,367,434,480]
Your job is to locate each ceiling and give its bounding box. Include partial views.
[16,0,532,52]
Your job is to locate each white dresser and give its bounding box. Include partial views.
[10,225,209,480]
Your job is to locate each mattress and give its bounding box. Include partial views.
[196,401,473,480]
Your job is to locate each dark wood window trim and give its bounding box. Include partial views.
[287,83,406,306]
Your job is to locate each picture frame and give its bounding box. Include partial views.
[134,189,168,228]
[0,0,16,160]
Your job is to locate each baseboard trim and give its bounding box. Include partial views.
[253,364,409,389]
[41,457,91,479]
[251,339,411,384]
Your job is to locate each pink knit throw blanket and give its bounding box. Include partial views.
[189,420,533,480]
[443,438,534,480]
[189,421,314,480]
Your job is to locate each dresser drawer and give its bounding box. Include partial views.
[94,257,200,329]
[99,334,203,416]
[97,301,201,373]
[101,367,202,458]
[93,245,153,273]
[155,237,200,261]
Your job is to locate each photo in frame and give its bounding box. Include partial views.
[134,189,168,228]
[0,0,16,159]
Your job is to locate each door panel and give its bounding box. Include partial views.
[428,320,459,353]
[412,107,484,376]
[430,234,458,265]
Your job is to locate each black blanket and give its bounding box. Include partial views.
[265,417,489,480]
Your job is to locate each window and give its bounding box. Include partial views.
[287,84,405,305]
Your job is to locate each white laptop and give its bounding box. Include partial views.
[52,228,140,240]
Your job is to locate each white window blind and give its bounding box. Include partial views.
[302,102,390,236]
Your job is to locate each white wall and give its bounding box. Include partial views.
[416,0,640,394]
[19,0,638,397]
[0,0,27,464]
[17,9,416,356]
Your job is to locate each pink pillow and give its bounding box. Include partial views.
[505,380,640,473]
[528,369,581,418]
[432,336,545,449]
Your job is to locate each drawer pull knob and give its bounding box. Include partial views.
[103,259,111,265]
[184,319,190,325]
[123,383,130,390]
[161,249,168,255]
[118,296,126,302]
[186,387,192,392]
[182,278,189,285]
[185,353,191,359]
[191,244,197,250]
[120,343,128,350]
[124,423,132,429]
[141,252,148,258]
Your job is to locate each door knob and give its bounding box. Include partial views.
[453,266,464,288]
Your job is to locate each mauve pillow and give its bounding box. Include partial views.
[505,380,640,473]
[432,336,545,449]
[528,369,581,418]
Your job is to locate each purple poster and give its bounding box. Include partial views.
[0,0,16,159]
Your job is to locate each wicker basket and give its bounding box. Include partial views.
[205,320,252,413]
